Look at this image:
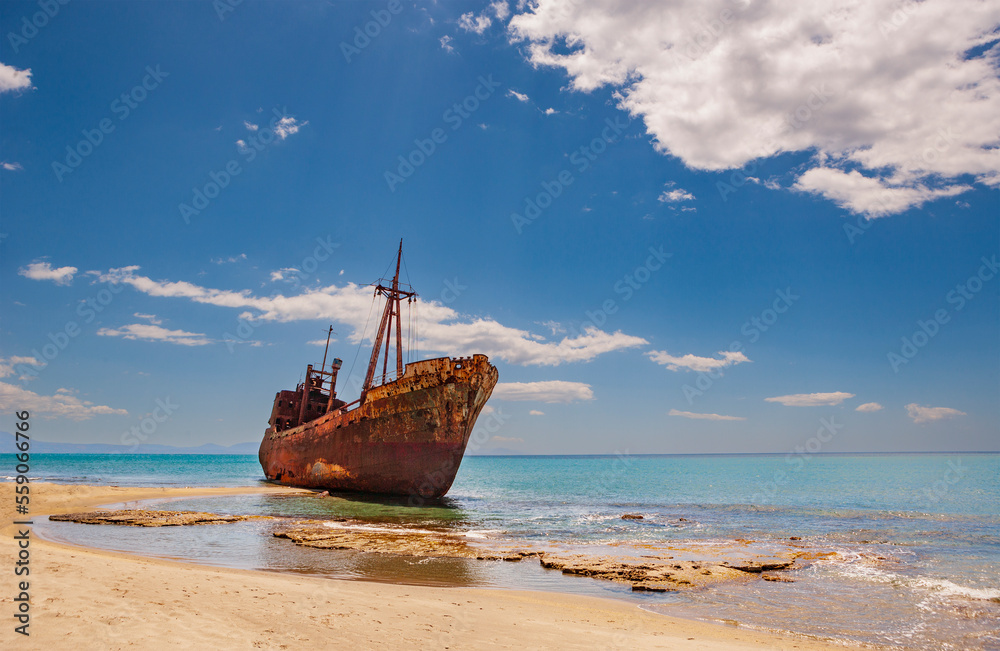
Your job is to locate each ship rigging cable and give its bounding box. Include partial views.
[346,290,379,398]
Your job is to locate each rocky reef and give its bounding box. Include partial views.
[50,509,814,592]
[49,509,264,527]
[272,520,812,592]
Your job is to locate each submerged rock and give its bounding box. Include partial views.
[621,514,644,520]
[632,583,676,593]
[722,560,795,573]
[49,510,262,527]
[273,523,478,558]
[536,552,755,590]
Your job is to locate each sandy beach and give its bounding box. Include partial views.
[1,483,849,649]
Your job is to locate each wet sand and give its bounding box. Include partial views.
[1,483,849,649]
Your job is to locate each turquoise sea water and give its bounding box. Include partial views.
[21,452,1000,649]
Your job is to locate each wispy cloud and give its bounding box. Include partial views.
[93,266,647,365]
[18,261,78,286]
[2,162,23,171]
[528,409,545,416]
[492,381,594,403]
[491,1,510,21]
[0,356,41,382]
[538,320,565,335]
[0,381,127,420]
[765,392,855,407]
[270,268,300,282]
[658,188,695,203]
[439,35,455,53]
[132,312,163,325]
[647,350,750,373]
[855,402,883,412]
[212,253,247,265]
[274,116,307,140]
[507,89,529,102]
[668,409,746,421]
[97,324,213,346]
[0,62,32,94]
[905,403,967,424]
[458,11,492,34]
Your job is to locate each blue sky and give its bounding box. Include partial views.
[1,0,998,454]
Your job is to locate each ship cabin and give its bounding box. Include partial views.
[268,358,347,432]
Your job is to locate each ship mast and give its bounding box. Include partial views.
[361,241,416,400]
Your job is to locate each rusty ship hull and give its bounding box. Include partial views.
[259,355,497,498]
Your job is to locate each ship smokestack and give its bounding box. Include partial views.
[325,358,343,412]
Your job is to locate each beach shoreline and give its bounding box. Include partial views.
[0,482,852,649]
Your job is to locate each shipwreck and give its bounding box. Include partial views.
[258,242,498,499]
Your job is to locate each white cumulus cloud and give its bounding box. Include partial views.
[508,0,1000,217]
[97,324,212,346]
[0,381,127,421]
[856,402,884,412]
[0,356,41,381]
[492,381,594,403]
[658,188,695,203]
[92,266,647,365]
[765,391,855,407]
[274,116,307,140]
[0,62,32,93]
[18,261,78,286]
[459,11,492,34]
[491,1,511,21]
[905,403,967,424]
[647,350,749,372]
